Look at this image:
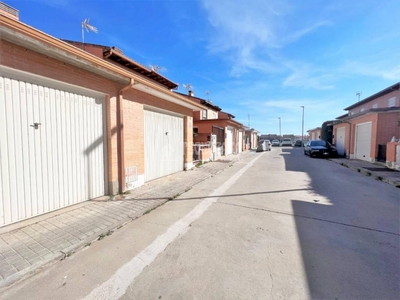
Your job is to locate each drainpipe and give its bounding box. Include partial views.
[118,78,135,193]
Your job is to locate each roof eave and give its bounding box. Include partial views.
[0,15,203,111]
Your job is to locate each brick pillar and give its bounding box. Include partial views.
[107,95,119,195]
[184,116,193,170]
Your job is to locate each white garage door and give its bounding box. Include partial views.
[225,127,233,155]
[336,127,346,156]
[144,109,184,182]
[355,122,372,161]
[238,131,243,153]
[0,76,106,226]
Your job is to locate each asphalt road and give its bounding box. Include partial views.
[2,147,399,300]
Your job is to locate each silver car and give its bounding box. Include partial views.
[282,138,292,146]
[271,140,280,146]
[257,140,272,152]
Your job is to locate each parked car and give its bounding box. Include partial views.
[304,140,338,158]
[294,140,303,147]
[281,138,292,146]
[256,140,272,152]
[271,139,280,146]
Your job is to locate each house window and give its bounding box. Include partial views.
[388,97,395,107]
[360,108,365,112]
[202,110,207,119]
[372,103,378,109]
[193,127,199,137]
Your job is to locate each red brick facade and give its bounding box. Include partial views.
[1,27,200,195]
[333,83,400,162]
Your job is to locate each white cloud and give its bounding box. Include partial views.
[341,61,400,81]
[201,0,331,78]
[283,69,335,90]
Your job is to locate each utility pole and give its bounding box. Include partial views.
[300,106,305,146]
[278,117,281,143]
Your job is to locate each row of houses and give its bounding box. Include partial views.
[307,82,400,168]
[0,4,259,227]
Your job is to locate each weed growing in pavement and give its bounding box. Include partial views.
[168,193,181,201]
[98,230,113,240]
[195,162,203,168]
[365,171,372,176]
[85,242,91,247]
[62,251,74,259]
[375,176,383,181]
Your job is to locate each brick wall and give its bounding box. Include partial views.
[377,112,400,145]
[184,116,193,165]
[348,89,400,115]
[123,100,144,174]
[386,142,399,162]
[2,39,197,194]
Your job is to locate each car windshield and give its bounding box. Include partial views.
[310,140,327,146]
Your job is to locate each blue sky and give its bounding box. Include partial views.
[6,0,400,135]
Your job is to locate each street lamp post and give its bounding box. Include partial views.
[300,106,305,146]
[278,117,281,143]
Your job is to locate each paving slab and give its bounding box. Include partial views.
[328,158,400,187]
[0,151,254,289]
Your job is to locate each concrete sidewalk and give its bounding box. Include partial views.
[328,158,400,188]
[0,151,255,289]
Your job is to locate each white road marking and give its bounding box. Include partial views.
[82,153,263,300]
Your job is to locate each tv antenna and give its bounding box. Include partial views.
[183,84,193,92]
[356,92,362,101]
[81,18,97,50]
[149,65,166,73]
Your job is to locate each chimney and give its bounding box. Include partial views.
[188,90,194,97]
[0,2,19,20]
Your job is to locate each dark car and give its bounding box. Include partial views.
[294,140,303,147]
[304,140,337,158]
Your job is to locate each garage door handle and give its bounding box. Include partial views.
[30,123,41,130]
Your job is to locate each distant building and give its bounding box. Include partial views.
[307,127,322,140]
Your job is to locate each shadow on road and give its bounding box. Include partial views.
[280,147,400,299]
[113,188,313,201]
